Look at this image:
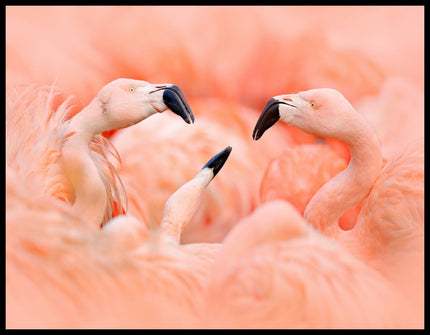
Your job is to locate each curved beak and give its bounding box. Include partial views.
[151,85,194,124]
[252,98,297,140]
[202,146,232,179]
[252,98,282,140]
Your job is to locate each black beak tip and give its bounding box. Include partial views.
[203,146,232,178]
[252,98,281,141]
[252,127,262,141]
[163,85,194,124]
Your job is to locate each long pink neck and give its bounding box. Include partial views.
[304,112,382,235]
[61,100,109,227]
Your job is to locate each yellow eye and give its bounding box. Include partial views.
[129,87,135,92]
[310,101,316,108]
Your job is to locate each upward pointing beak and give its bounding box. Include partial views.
[202,146,232,179]
[162,85,195,124]
[252,98,282,140]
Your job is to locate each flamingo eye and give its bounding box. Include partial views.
[310,101,316,108]
[129,87,135,93]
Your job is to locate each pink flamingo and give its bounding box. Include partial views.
[252,88,424,326]
[257,76,424,231]
[7,78,194,228]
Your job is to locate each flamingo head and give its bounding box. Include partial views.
[96,78,194,130]
[253,88,356,140]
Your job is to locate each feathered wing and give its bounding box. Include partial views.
[6,83,127,225]
[356,138,424,247]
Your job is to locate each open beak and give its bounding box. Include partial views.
[151,85,194,124]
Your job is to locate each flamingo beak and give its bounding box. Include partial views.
[252,98,282,140]
[162,85,195,124]
[202,146,232,179]
[253,97,298,140]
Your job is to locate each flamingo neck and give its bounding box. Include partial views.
[160,169,212,243]
[61,101,109,227]
[304,113,382,235]
[68,98,108,143]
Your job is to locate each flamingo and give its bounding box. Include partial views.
[257,76,424,231]
[252,88,424,326]
[7,78,194,228]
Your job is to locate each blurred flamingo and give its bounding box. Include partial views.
[203,200,414,328]
[7,144,231,328]
[253,88,423,326]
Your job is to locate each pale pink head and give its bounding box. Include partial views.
[253,88,357,141]
[88,78,194,132]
